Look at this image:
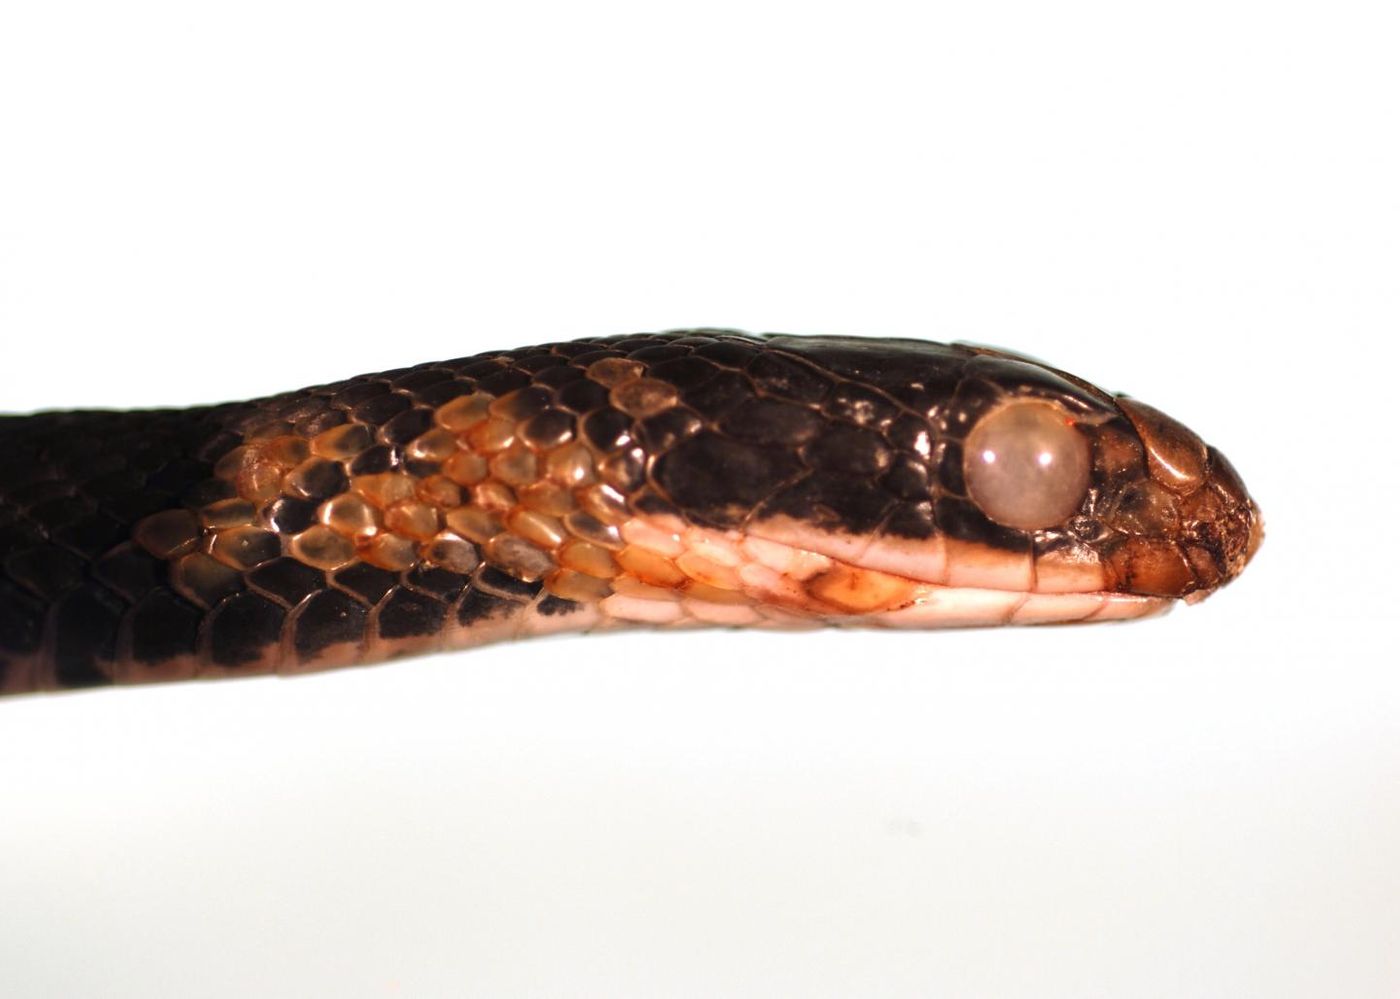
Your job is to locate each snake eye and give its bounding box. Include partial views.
[963,401,1090,530]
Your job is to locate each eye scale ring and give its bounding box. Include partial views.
[962,401,1091,530]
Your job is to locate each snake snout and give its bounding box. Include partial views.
[1102,396,1262,600]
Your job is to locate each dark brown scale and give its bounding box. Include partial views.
[0,330,1260,696]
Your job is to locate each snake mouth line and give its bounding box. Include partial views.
[587,513,1175,632]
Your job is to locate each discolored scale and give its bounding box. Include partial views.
[542,443,594,487]
[519,409,575,450]
[655,434,804,529]
[490,445,538,487]
[127,588,201,666]
[745,351,832,405]
[562,510,623,550]
[362,533,419,571]
[377,587,446,640]
[92,544,162,603]
[824,382,901,429]
[476,565,543,599]
[1105,536,1195,597]
[434,393,493,432]
[406,428,459,464]
[106,488,175,524]
[556,378,611,414]
[801,425,892,475]
[333,380,391,408]
[598,447,646,493]
[312,423,375,461]
[171,552,245,608]
[485,535,554,582]
[27,495,95,532]
[321,493,381,538]
[759,473,893,535]
[615,546,684,586]
[133,509,202,560]
[933,496,1029,551]
[294,589,368,662]
[0,579,44,655]
[537,595,581,617]
[248,557,327,606]
[559,539,619,579]
[296,408,347,437]
[610,378,679,418]
[720,398,823,446]
[467,418,517,453]
[425,532,481,574]
[417,379,476,408]
[201,497,258,529]
[332,562,399,605]
[475,368,531,397]
[637,408,702,452]
[683,372,761,422]
[51,511,128,559]
[266,495,321,535]
[444,507,504,545]
[284,458,349,502]
[1100,480,1182,538]
[491,386,553,422]
[384,500,441,541]
[513,351,570,374]
[442,451,489,487]
[585,357,644,387]
[507,509,566,549]
[289,525,356,571]
[517,480,575,517]
[931,440,966,495]
[353,472,416,508]
[577,483,629,524]
[5,543,85,600]
[693,339,759,367]
[416,475,463,509]
[381,407,435,446]
[880,500,937,540]
[147,458,212,497]
[531,364,585,389]
[457,587,514,626]
[206,592,285,668]
[405,565,470,602]
[391,367,454,392]
[626,343,689,363]
[51,584,124,687]
[353,392,411,425]
[646,355,718,392]
[581,408,633,452]
[210,526,282,570]
[350,444,400,475]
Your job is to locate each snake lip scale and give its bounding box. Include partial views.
[0,331,1262,696]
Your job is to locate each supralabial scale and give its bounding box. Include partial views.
[0,331,1262,696]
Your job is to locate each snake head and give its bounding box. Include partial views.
[669,335,1265,626]
[933,346,1263,606]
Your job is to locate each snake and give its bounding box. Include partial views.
[0,331,1262,696]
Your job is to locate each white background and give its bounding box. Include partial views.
[1,3,1396,997]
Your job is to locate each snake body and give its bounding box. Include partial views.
[0,331,1261,696]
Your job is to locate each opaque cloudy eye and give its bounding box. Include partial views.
[963,401,1091,530]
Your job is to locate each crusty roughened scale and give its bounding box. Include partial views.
[0,331,1262,695]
